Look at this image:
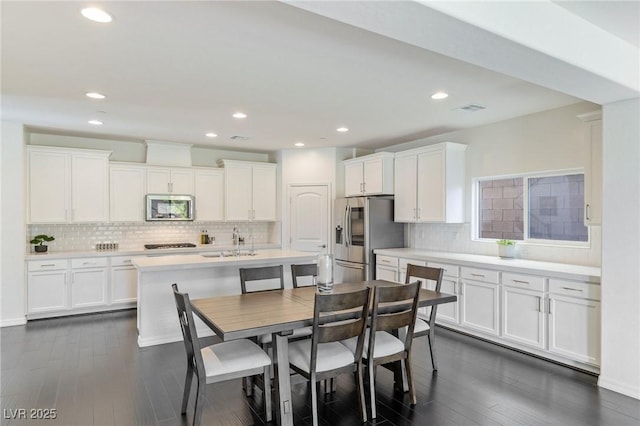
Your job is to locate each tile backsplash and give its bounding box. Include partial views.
[410,222,601,266]
[28,222,276,253]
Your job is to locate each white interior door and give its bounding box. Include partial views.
[289,184,329,252]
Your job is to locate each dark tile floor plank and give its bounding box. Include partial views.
[2,310,639,426]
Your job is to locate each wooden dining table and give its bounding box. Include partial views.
[190,280,457,426]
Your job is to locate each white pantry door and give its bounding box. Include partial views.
[289,184,330,253]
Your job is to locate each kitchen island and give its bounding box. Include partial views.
[133,249,317,347]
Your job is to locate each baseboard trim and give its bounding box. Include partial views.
[1,317,27,327]
[598,376,640,400]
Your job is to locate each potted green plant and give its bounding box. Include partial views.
[30,234,55,253]
[496,239,516,258]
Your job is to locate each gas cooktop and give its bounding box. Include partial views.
[144,243,197,250]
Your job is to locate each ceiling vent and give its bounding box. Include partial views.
[456,104,486,112]
[230,135,250,141]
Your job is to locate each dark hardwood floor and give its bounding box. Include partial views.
[2,309,639,425]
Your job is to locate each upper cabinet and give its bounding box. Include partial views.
[394,142,466,223]
[110,163,146,222]
[146,166,194,194]
[193,168,224,222]
[27,146,111,224]
[219,160,277,221]
[343,152,394,197]
[578,111,602,226]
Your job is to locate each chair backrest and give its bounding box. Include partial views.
[405,264,444,324]
[172,283,206,381]
[239,265,285,294]
[291,263,318,288]
[310,287,371,373]
[369,281,421,358]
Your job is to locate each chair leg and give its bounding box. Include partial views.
[405,357,417,406]
[193,379,206,426]
[181,366,194,414]
[427,330,438,370]
[263,367,272,423]
[355,369,367,423]
[368,362,377,420]
[310,377,319,426]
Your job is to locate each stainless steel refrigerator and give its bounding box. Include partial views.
[333,197,405,283]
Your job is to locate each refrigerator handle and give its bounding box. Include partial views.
[344,204,351,247]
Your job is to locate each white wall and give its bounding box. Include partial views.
[381,101,602,266]
[1,122,26,326]
[599,98,640,399]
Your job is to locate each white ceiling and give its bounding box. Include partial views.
[1,1,636,153]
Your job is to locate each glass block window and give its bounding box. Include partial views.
[476,171,588,244]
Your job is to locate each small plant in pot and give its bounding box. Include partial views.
[496,239,516,258]
[31,234,55,253]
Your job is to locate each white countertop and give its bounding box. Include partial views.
[132,249,317,272]
[25,243,280,261]
[374,248,601,283]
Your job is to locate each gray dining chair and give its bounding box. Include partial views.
[291,263,318,288]
[342,281,421,419]
[405,264,444,370]
[287,287,372,426]
[172,283,272,425]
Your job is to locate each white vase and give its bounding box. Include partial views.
[317,252,334,292]
[498,244,516,258]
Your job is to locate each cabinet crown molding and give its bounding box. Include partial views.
[393,142,467,158]
[342,151,395,164]
[27,145,112,158]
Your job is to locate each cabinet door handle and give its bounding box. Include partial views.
[363,182,366,193]
[471,273,485,278]
[537,296,543,313]
[40,263,57,268]
[513,279,530,285]
[548,299,552,314]
[585,203,591,221]
[82,261,97,265]
[562,287,583,292]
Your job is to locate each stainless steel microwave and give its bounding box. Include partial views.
[145,194,194,221]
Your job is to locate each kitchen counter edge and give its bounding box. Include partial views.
[374,248,601,283]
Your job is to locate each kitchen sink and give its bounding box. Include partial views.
[201,251,258,258]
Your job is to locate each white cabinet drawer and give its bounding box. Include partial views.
[71,257,107,269]
[111,256,137,267]
[28,259,68,271]
[376,255,398,268]
[461,267,499,283]
[428,261,459,277]
[399,258,426,270]
[502,272,545,292]
[549,279,600,301]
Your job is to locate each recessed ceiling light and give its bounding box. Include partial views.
[431,92,449,100]
[232,112,247,119]
[205,133,218,138]
[86,92,106,99]
[81,7,113,23]
[88,120,103,126]
[336,127,349,133]
[294,142,305,147]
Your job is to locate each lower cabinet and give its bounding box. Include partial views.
[70,258,108,308]
[548,279,601,365]
[374,253,601,370]
[27,259,69,314]
[460,267,500,336]
[111,256,138,305]
[27,255,138,319]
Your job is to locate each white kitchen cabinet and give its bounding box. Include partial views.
[70,257,108,308]
[460,267,500,336]
[501,273,546,350]
[110,256,139,305]
[27,259,69,315]
[219,160,277,221]
[110,163,146,222]
[579,112,602,226]
[428,261,460,326]
[27,146,111,223]
[548,279,600,365]
[343,152,394,197]
[394,142,466,223]
[193,168,224,221]
[375,255,398,281]
[147,166,194,194]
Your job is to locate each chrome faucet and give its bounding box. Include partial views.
[232,226,240,256]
